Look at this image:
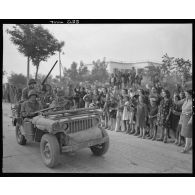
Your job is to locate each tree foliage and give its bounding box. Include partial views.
[7,24,60,79]
[8,73,27,89]
[91,59,109,83]
[6,24,35,57]
[144,54,192,87]
[161,53,174,76]
[66,62,79,82]
[59,59,109,86]
[57,41,65,52]
[144,64,161,83]
[173,58,192,81]
[78,61,89,81]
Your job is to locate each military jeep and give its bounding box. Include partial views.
[11,106,109,168]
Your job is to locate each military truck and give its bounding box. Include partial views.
[11,107,109,168]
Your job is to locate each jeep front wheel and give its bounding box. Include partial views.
[90,139,109,156]
[16,124,26,145]
[40,134,60,168]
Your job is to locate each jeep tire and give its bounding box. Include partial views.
[16,124,27,145]
[40,134,60,168]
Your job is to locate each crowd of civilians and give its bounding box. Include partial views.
[75,79,192,154]
[3,73,192,154]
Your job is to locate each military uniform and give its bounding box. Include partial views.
[41,91,54,108]
[41,84,55,108]
[22,79,36,101]
[50,90,71,110]
[21,90,42,118]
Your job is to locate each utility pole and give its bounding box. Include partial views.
[59,51,62,83]
[27,56,30,85]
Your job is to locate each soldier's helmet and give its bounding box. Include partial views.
[28,79,36,85]
[57,90,65,97]
[28,90,38,98]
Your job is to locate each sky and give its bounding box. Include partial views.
[3,23,192,83]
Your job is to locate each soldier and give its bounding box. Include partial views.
[50,90,72,110]
[21,90,43,119]
[41,84,54,108]
[21,79,37,101]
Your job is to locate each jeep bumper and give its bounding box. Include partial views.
[61,136,109,152]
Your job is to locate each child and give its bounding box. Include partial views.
[148,97,158,140]
[171,94,182,145]
[103,92,110,129]
[135,95,148,139]
[109,96,118,131]
[83,90,93,108]
[128,96,137,134]
[122,95,130,133]
[115,95,124,132]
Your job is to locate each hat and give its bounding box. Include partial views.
[28,79,36,85]
[28,90,37,98]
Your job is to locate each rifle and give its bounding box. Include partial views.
[41,60,58,86]
[32,106,62,115]
[43,107,100,116]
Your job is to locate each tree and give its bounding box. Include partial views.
[91,59,109,83]
[7,24,35,84]
[144,64,161,84]
[173,58,192,86]
[78,61,89,81]
[161,53,174,77]
[8,73,27,89]
[67,62,79,81]
[30,25,59,79]
[7,24,60,82]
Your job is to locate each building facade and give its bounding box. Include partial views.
[107,61,162,74]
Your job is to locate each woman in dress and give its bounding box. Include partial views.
[175,81,192,153]
[122,95,130,133]
[109,96,118,131]
[148,97,158,140]
[115,94,124,132]
[135,95,148,139]
[157,89,172,143]
[170,93,182,145]
[128,90,137,134]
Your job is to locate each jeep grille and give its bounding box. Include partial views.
[67,118,96,134]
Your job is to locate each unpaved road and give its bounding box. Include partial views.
[2,102,192,173]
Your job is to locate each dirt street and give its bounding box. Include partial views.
[2,102,192,173]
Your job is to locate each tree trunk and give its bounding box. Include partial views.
[35,63,40,81]
[27,56,30,85]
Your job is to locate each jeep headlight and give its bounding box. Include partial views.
[60,123,68,130]
[52,122,61,130]
[93,117,100,126]
[52,122,68,131]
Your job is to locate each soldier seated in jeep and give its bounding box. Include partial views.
[50,90,73,111]
[21,90,43,119]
